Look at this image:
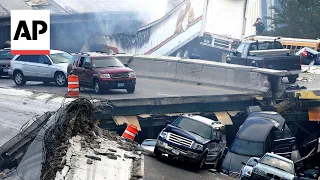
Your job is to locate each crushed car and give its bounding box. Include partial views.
[222,111,298,178]
[154,115,226,170]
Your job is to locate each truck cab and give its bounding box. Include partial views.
[226,41,301,83]
[155,115,226,170]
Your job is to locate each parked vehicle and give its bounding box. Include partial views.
[239,157,259,180]
[69,52,136,93]
[247,36,320,54]
[251,153,295,180]
[296,47,320,65]
[0,48,13,78]
[154,115,226,170]
[221,111,297,178]
[226,40,301,83]
[8,50,72,86]
[141,139,157,154]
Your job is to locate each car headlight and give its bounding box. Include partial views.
[192,142,203,151]
[253,168,265,176]
[128,71,135,77]
[159,131,168,140]
[100,74,111,78]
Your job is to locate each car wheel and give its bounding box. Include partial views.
[213,153,222,171]
[154,146,162,158]
[196,152,207,170]
[288,76,297,84]
[14,71,26,86]
[93,80,102,94]
[55,72,67,87]
[126,87,135,93]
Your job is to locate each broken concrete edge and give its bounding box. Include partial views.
[0,111,53,156]
[97,94,260,107]
[130,152,144,180]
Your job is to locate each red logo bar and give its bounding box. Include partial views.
[11,50,50,55]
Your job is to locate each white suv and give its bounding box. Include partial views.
[9,50,72,87]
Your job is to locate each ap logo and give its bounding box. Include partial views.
[11,10,50,55]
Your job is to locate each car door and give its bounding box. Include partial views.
[207,131,223,162]
[36,55,53,79]
[73,57,86,85]
[229,43,247,65]
[82,57,94,86]
[24,55,39,78]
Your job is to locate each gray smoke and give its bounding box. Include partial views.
[50,0,184,52]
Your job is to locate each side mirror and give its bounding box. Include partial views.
[241,162,246,165]
[166,120,172,125]
[84,62,91,69]
[253,158,259,163]
[124,63,128,67]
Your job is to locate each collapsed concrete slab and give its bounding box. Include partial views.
[1,98,143,180]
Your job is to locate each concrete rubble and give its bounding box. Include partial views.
[36,98,144,180]
[0,98,143,180]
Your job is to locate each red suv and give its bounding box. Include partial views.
[68,52,136,93]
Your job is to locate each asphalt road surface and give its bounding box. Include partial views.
[144,155,234,180]
[0,77,257,100]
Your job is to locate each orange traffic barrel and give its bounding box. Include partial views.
[67,74,79,97]
[122,124,138,141]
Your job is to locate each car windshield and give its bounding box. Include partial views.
[92,57,124,68]
[231,138,264,157]
[247,158,258,167]
[172,117,212,139]
[260,155,294,174]
[49,52,72,64]
[142,140,157,146]
[0,50,13,60]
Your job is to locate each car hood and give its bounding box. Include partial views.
[0,59,10,66]
[165,125,209,144]
[222,151,252,174]
[94,67,133,74]
[54,63,69,70]
[255,164,294,179]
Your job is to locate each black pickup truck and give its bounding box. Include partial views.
[226,41,301,83]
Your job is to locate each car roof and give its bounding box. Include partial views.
[237,118,275,142]
[183,115,224,129]
[75,52,115,58]
[50,50,67,54]
[248,111,285,130]
[264,153,293,163]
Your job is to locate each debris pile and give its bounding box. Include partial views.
[40,98,143,180]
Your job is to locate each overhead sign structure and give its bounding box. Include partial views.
[11,10,50,55]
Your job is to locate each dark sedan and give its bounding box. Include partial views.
[0,48,13,77]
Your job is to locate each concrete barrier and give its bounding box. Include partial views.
[116,54,292,95]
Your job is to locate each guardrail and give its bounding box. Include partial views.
[117,54,297,97]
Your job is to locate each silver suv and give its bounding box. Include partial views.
[8,50,72,87]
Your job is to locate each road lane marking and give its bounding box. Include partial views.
[156,93,178,96]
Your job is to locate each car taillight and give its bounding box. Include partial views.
[302,50,308,58]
